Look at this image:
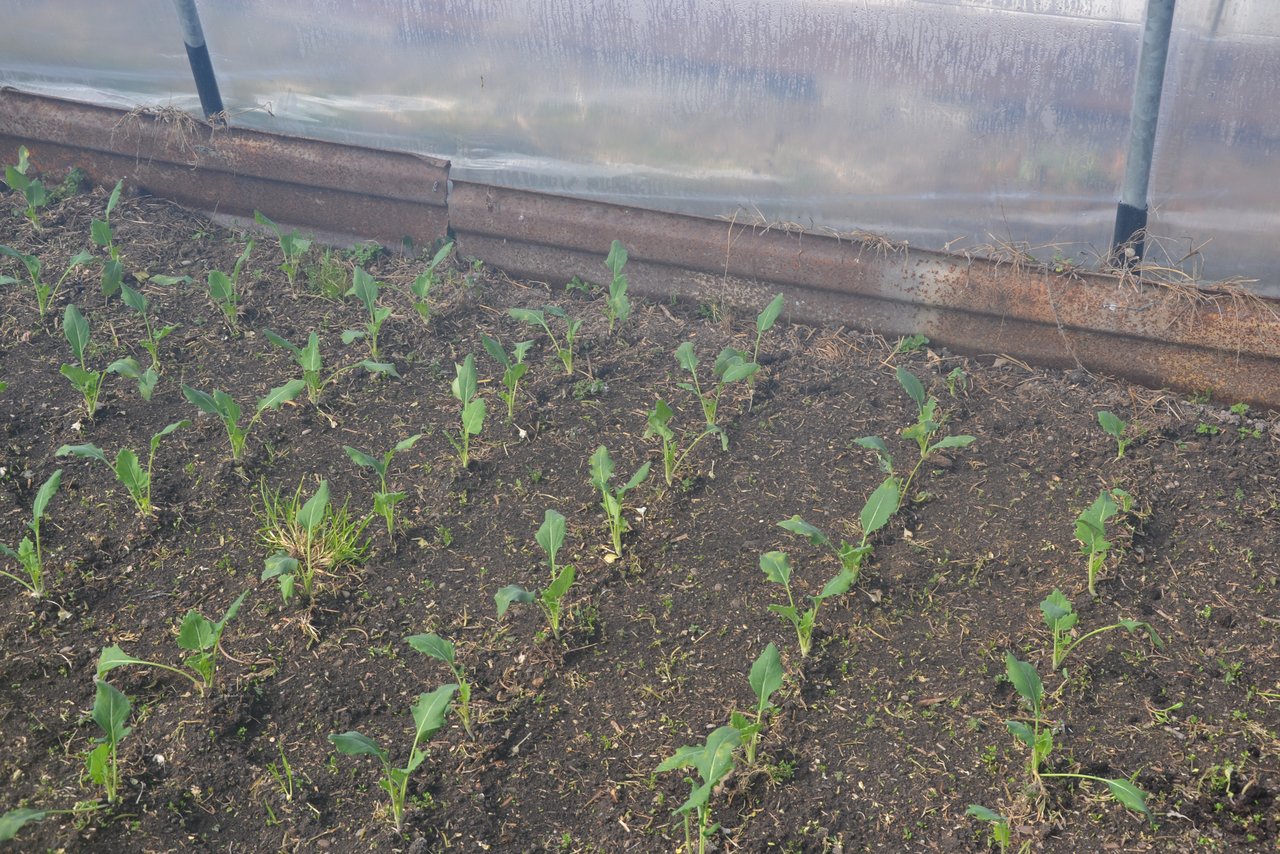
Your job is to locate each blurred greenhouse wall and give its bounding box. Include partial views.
[1,0,1276,292]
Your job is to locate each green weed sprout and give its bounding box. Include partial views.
[0,245,92,319]
[657,725,741,854]
[448,354,486,468]
[1097,411,1131,459]
[91,180,124,297]
[509,305,581,375]
[60,304,106,418]
[675,341,757,448]
[946,366,969,396]
[760,550,852,658]
[603,239,632,333]
[1075,487,1131,597]
[206,240,254,328]
[106,356,158,402]
[85,679,132,803]
[259,479,370,604]
[343,267,391,360]
[254,211,312,284]
[55,420,188,516]
[96,589,249,695]
[410,240,454,327]
[1004,653,1150,818]
[730,643,783,765]
[589,445,650,558]
[329,683,456,833]
[481,334,533,422]
[644,398,722,487]
[895,365,975,499]
[4,145,48,225]
[181,380,306,463]
[343,433,423,537]
[0,469,61,597]
[407,633,475,739]
[1040,589,1162,671]
[264,328,399,406]
[965,805,1011,852]
[777,476,900,583]
[118,283,176,372]
[496,509,575,640]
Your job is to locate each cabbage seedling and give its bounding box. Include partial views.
[0,245,92,319]
[344,434,423,537]
[0,469,61,597]
[97,589,249,695]
[657,725,741,854]
[965,805,1010,852]
[1075,487,1131,597]
[675,341,757,448]
[329,683,456,833]
[895,365,975,498]
[4,145,48,225]
[106,356,158,401]
[760,550,853,657]
[407,633,475,739]
[254,211,312,284]
[181,380,306,463]
[644,398,721,487]
[448,354,486,468]
[343,267,391,360]
[118,283,176,372]
[752,293,785,369]
[56,420,188,516]
[481,334,533,422]
[496,509,575,640]
[60,303,106,418]
[730,642,783,765]
[589,444,650,557]
[264,328,399,406]
[1040,588,1162,671]
[206,240,254,328]
[91,180,124,297]
[603,239,631,333]
[1097,410,1131,459]
[509,305,581,375]
[85,679,132,804]
[778,476,900,583]
[259,479,370,604]
[410,241,454,326]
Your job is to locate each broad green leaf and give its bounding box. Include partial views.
[392,433,424,454]
[749,642,784,708]
[151,420,189,448]
[86,742,109,786]
[589,445,614,492]
[262,329,302,358]
[181,384,219,415]
[31,470,62,523]
[100,260,123,298]
[757,293,785,335]
[63,304,90,364]
[451,354,478,403]
[149,274,190,286]
[329,731,387,763]
[536,509,567,564]
[1004,653,1042,715]
[759,551,792,586]
[406,633,455,664]
[207,270,233,303]
[1119,620,1164,649]
[0,808,49,842]
[481,334,512,369]
[107,356,142,379]
[461,398,486,435]
[1097,410,1126,438]
[90,219,112,248]
[177,611,216,653]
[119,283,147,315]
[859,477,901,538]
[604,239,628,277]
[114,449,147,502]
[409,683,457,746]
[296,481,330,536]
[720,360,758,384]
[965,804,1005,824]
[255,379,306,413]
[656,744,703,773]
[360,360,400,379]
[544,564,575,602]
[674,341,697,373]
[262,552,299,580]
[104,179,122,217]
[343,445,381,472]
[778,515,831,548]
[1104,778,1151,818]
[55,443,108,464]
[91,679,131,743]
[895,365,926,408]
[816,568,855,600]
[1040,589,1077,632]
[1005,720,1036,747]
[621,461,651,493]
[669,726,741,816]
[508,307,545,327]
[495,584,536,617]
[96,645,149,678]
[931,434,976,450]
[214,589,250,634]
[347,267,378,313]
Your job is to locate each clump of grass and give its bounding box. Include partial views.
[258,479,370,604]
[304,249,349,301]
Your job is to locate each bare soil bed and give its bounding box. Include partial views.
[1,181,1278,852]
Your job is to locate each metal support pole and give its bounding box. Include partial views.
[172,0,225,122]
[1111,0,1176,268]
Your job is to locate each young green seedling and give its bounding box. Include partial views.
[254,211,312,284]
[603,239,632,333]
[448,354,486,468]
[92,180,124,297]
[730,642,784,765]
[409,240,454,327]
[60,303,106,418]
[496,509,575,640]
[55,420,189,516]
[85,679,132,804]
[406,633,475,739]
[181,380,306,463]
[0,245,92,319]
[106,356,158,401]
[118,283,177,371]
[328,683,456,833]
[895,365,975,499]
[752,293,785,370]
[777,476,900,583]
[965,805,1011,853]
[344,434,423,537]
[946,366,969,397]
[481,334,533,422]
[206,240,254,328]
[343,267,391,360]
[4,145,49,225]
[589,445,650,558]
[0,469,61,597]
[0,803,103,843]
[1075,487,1131,597]
[260,479,369,604]
[760,550,853,657]
[1040,588,1163,671]
[264,328,399,406]
[509,306,581,375]
[1097,410,1132,459]
[675,341,757,448]
[96,589,249,695]
[657,725,741,854]
[643,398,722,487]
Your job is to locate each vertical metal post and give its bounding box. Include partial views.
[1111,0,1176,268]
[172,0,225,122]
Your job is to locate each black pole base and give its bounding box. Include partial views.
[1110,201,1148,270]
[184,42,225,123]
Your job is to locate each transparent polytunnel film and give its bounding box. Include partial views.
[1,0,1277,293]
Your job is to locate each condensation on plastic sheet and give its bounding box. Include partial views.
[0,0,1276,292]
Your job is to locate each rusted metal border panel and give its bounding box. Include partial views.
[451,181,1280,408]
[0,88,449,248]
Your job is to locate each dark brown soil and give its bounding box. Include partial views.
[1,180,1278,853]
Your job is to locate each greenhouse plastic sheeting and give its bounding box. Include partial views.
[1,0,1277,290]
